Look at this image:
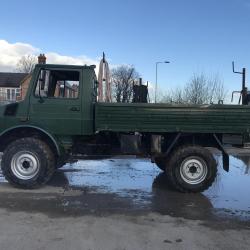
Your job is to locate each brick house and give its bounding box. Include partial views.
[0,73,29,102]
[20,74,32,99]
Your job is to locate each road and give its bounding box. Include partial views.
[0,154,250,250]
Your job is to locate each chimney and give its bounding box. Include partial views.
[38,54,46,64]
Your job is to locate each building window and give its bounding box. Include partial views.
[16,88,21,98]
[0,88,21,102]
[0,88,4,101]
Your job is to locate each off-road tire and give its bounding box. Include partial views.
[154,157,167,171]
[56,163,65,169]
[1,137,55,189]
[165,145,217,193]
[56,159,66,169]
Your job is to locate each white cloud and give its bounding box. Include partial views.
[0,40,39,71]
[0,39,99,72]
[46,53,98,67]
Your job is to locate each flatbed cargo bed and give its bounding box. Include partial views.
[95,102,250,134]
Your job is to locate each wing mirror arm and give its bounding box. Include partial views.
[38,69,46,103]
[38,78,45,103]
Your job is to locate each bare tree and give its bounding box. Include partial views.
[184,73,227,104]
[184,73,210,104]
[16,55,37,73]
[111,65,139,103]
[208,74,227,103]
[160,87,184,104]
[160,73,227,104]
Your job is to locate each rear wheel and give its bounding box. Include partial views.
[154,157,166,171]
[165,146,217,193]
[1,138,55,188]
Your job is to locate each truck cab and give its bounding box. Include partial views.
[0,64,97,151]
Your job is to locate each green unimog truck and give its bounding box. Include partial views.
[0,62,249,192]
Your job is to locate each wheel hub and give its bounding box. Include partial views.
[180,156,208,185]
[189,165,197,174]
[22,160,30,169]
[11,151,40,180]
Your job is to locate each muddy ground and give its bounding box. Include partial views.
[0,150,250,249]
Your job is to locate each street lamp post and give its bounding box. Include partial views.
[155,61,170,103]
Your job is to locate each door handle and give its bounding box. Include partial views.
[70,107,80,112]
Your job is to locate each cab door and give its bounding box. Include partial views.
[28,67,82,135]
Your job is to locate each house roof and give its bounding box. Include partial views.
[0,73,29,88]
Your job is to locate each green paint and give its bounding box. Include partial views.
[95,103,250,135]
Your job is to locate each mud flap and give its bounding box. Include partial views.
[222,151,229,172]
[213,134,230,172]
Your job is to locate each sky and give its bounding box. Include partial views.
[0,0,250,100]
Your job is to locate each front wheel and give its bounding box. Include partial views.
[165,146,217,193]
[1,138,55,189]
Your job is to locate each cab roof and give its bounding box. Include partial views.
[36,63,96,70]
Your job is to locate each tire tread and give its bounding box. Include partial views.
[1,137,55,189]
[165,145,217,193]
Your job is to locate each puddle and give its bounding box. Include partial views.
[0,153,250,222]
[204,155,250,218]
[59,154,250,220]
[63,158,158,203]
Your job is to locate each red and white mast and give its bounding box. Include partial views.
[98,53,111,102]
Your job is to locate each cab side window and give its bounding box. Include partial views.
[35,69,79,98]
